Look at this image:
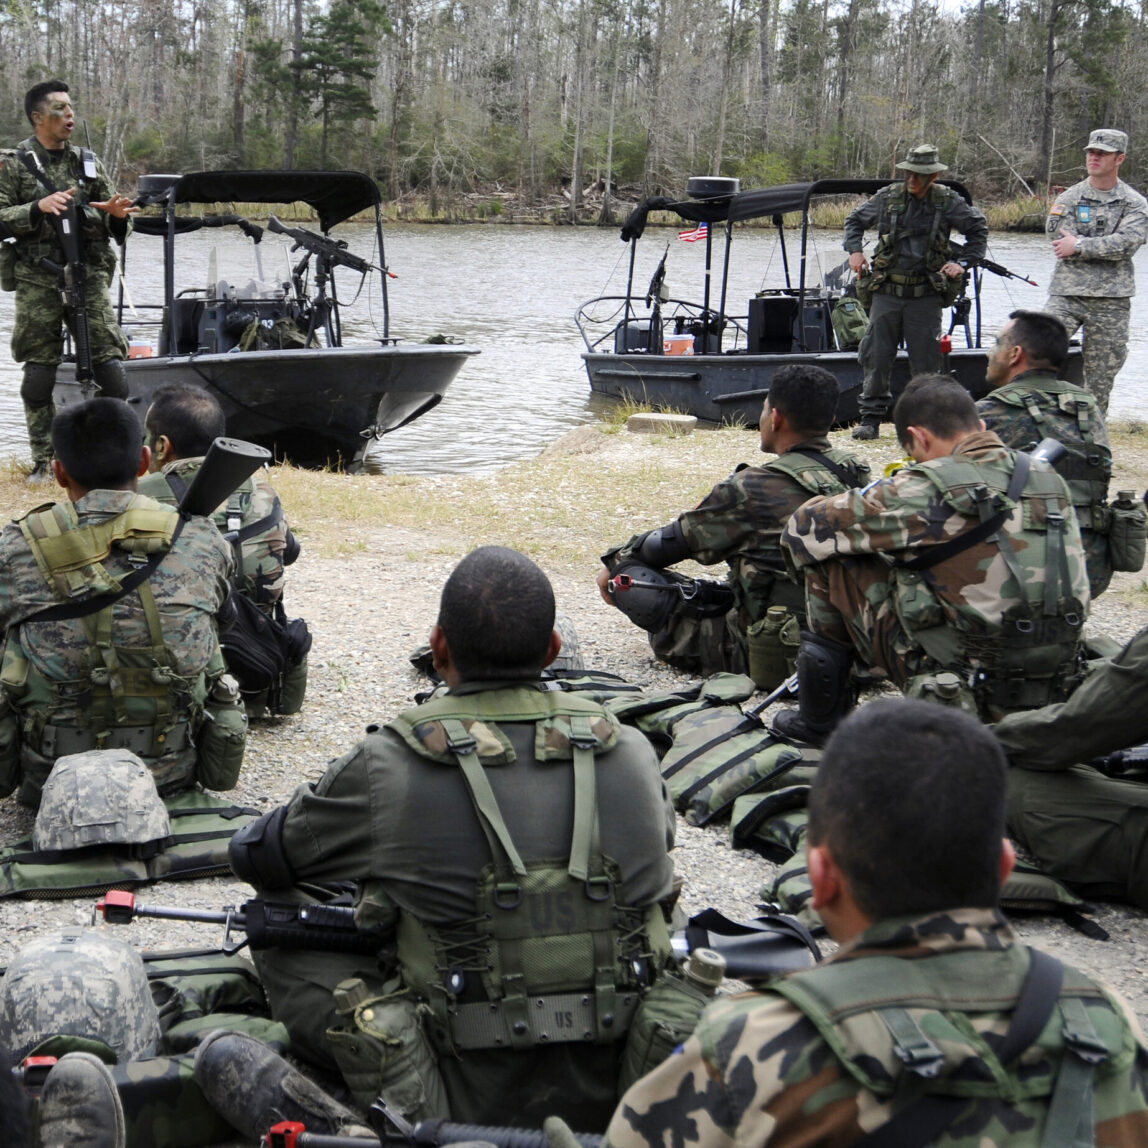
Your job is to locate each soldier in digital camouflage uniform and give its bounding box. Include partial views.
[222,547,676,1133]
[1044,128,1148,414]
[138,383,307,716]
[775,375,1089,745]
[0,398,246,808]
[597,365,869,683]
[993,620,1148,910]
[844,144,987,440]
[0,80,135,481]
[977,309,1117,598]
[606,699,1148,1148]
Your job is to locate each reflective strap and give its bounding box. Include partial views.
[448,989,640,1050]
[1042,996,1108,1148]
[567,713,599,882]
[442,718,527,878]
[879,1007,945,1078]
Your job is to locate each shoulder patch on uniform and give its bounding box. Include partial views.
[1049,203,1066,217]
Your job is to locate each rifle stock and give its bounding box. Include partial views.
[178,437,272,519]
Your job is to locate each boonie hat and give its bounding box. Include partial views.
[895,144,949,174]
[1086,129,1127,154]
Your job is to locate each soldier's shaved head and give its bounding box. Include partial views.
[437,546,556,682]
[146,383,226,459]
[808,698,1008,920]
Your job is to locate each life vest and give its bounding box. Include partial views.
[384,687,672,1055]
[0,497,209,801]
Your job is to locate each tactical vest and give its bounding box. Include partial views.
[893,452,1085,715]
[870,182,959,299]
[765,943,1132,1146]
[757,449,871,616]
[385,688,672,1056]
[0,497,211,800]
[988,378,1112,534]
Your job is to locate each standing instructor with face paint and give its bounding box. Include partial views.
[0,80,137,482]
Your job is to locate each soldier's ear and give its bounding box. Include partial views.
[137,445,152,478]
[999,838,1016,887]
[807,843,841,910]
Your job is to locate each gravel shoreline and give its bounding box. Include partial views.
[0,420,1146,1139]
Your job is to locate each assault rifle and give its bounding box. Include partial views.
[267,215,377,276]
[949,241,1038,287]
[1089,743,1148,781]
[96,891,818,980]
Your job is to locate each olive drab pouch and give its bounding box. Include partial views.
[660,705,815,826]
[194,672,247,792]
[854,270,874,310]
[746,606,800,691]
[0,693,21,799]
[830,294,869,349]
[1108,490,1147,573]
[325,978,449,1121]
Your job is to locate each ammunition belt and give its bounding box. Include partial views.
[446,989,640,1050]
[38,720,191,760]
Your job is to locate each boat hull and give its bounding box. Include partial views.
[55,343,479,469]
[583,346,1084,427]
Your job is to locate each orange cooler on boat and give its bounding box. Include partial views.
[663,333,694,356]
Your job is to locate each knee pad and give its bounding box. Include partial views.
[20,363,57,406]
[93,358,128,399]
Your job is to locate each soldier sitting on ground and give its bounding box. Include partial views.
[993,616,1148,911]
[0,398,247,807]
[774,374,1090,745]
[605,698,1148,1147]
[597,365,869,688]
[977,309,1143,599]
[196,546,677,1140]
[138,382,308,716]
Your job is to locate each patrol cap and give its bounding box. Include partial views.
[895,144,948,174]
[1086,129,1127,154]
[34,748,171,852]
[0,930,160,1063]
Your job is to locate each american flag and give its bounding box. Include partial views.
[678,221,708,243]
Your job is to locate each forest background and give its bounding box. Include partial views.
[0,0,1141,222]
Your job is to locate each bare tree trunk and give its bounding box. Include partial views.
[711,0,738,174]
[1038,0,1066,190]
[758,0,772,149]
[569,0,590,223]
[599,14,624,225]
[284,0,303,168]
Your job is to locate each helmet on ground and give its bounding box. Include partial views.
[606,561,685,632]
[34,748,171,852]
[550,610,586,671]
[0,929,160,1062]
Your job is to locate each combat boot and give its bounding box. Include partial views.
[38,1052,126,1148]
[193,1029,376,1141]
[851,414,881,441]
[771,632,854,747]
[26,459,52,484]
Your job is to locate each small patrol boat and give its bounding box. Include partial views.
[576,177,1081,426]
[54,170,479,471]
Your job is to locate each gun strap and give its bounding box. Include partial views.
[787,447,865,489]
[16,147,59,195]
[20,516,184,624]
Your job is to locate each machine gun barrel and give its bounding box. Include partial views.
[267,214,376,274]
[178,437,272,519]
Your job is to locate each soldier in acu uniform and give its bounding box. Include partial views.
[978,309,1124,598]
[606,699,1148,1148]
[844,144,987,440]
[775,375,1089,744]
[1045,128,1148,413]
[0,81,136,481]
[597,365,869,687]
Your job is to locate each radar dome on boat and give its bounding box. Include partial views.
[136,173,182,199]
[686,176,740,200]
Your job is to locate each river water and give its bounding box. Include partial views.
[0,222,1145,474]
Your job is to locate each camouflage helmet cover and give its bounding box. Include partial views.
[33,748,171,852]
[0,929,160,1062]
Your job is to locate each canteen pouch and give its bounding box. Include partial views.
[326,988,449,1122]
[617,972,714,1094]
[277,653,308,715]
[746,608,800,691]
[854,270,874,311]
[1108,497,1147,573]
[902,671,978,715]
[194,686,248,791]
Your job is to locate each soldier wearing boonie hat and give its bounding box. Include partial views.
[843,144,988,440]
[1045,128,1148,413]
